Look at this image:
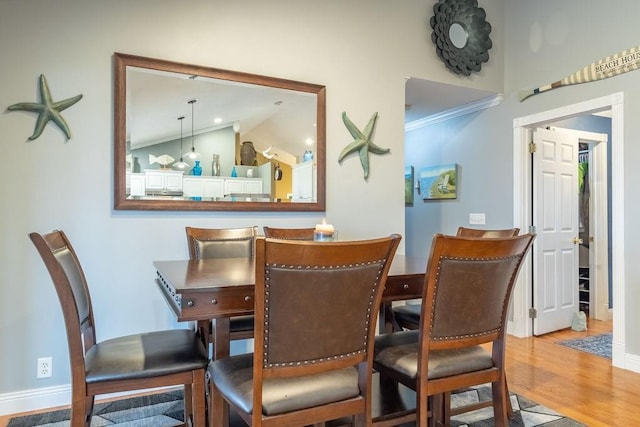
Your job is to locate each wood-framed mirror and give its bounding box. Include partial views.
[114,53,326,211]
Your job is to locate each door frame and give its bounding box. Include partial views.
[510,92,627,370]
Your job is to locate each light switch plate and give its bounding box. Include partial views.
[469,213,486,225]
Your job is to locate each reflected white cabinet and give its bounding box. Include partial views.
[182,177,225,198]
[292,161,316,202]
[127,173,146,196]
[224,178,263,195]
[144,170,184,192]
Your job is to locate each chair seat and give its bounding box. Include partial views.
[209,353,360,416]
[374,330,493,382]
[391,304,421,328]
[85,329,209,383]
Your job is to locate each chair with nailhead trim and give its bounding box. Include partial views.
[373,233,534,427]
[262,226,315,241]
[30,230,208,427]
[185,226,257,356]
[208,234,401,427]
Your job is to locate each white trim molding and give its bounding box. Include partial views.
[405,94,503,131]
[511,92,631,371]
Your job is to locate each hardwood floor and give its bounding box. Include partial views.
[1,319,637,427]
[506,318,640,427]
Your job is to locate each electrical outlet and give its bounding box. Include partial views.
[37,357,52,379]
[469,213,486,225]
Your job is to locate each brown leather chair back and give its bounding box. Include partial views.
[421,233,534,350]
[30,230,96,366]
[262,226,315,240]
[253,235,401,410]
[456,226,520,238]
[185,226,257,260]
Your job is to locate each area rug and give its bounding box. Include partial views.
[7,384,584,427]
[558,332,612,359]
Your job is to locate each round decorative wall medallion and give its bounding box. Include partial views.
[430,0,492,76]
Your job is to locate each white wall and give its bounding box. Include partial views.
[0,0,505,410]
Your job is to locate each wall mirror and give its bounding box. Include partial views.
[114,52,326,211]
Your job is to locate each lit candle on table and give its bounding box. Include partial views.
[314,219,335,241]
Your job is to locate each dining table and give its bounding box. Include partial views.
[153,254,426,426]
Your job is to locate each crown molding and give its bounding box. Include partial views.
[405,94,503,132]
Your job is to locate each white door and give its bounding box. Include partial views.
[533,128,580,335]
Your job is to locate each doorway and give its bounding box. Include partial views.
[530,126,609,335]
[510,92,626,369]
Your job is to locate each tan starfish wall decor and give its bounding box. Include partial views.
[7,74,83,141]
[338,111,390,180]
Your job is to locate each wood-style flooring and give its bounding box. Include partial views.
[1,318,636,427]
[506,318,640,427]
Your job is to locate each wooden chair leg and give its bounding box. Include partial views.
[184,383,193,424]
[191,372,206,427]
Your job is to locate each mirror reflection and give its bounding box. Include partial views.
[449,22,468,49]
[114,53,326,211]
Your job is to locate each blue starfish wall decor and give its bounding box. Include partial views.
[338,111,390,180]
[7,74,83,141]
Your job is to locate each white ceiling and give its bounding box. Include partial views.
[127,67,318,162]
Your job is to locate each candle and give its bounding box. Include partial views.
[314,219,335,241]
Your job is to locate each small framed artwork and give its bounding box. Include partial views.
[404,166,414,204]
[419,163,457,200]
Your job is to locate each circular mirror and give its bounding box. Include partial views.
[449,22,468,48]
[430,0,493,76]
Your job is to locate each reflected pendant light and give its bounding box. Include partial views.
[174,116,190,169]
[184,99,201,160]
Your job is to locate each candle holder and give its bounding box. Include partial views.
[313,230,335,242]
[314,220,336,241]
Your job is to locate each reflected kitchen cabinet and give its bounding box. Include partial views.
[224,178,263,196]
[144,170,184,195]
[182,177,225,199]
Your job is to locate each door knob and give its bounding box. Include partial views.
[572,237,583,245]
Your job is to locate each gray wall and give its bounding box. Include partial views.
[502,0,640,355]
[405,106,515,258]
[0,0,505,407]
[407,0,640,358]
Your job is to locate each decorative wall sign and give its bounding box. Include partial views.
[520,44,640,101]
[7,74,83,141]
[430,0,492,76]
[338,112,390,180]
[419,163,457,200]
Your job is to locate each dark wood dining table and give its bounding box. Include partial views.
[153,254,426,426]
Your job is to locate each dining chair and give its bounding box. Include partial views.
[29,230,208,427]
[373,233,534,427]
[185,226,258,356]
[391,227,520,331]
[262,226,315,240]
[209,234,401,427]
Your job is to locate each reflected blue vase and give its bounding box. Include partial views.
[231,166,238,177]
[192,160,202,176]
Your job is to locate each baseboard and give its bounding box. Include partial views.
[0,384,176,417]
[624,351,640,374]
[0,384,71,416]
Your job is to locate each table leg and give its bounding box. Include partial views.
[379,302,396,334]
[196,319,211,349]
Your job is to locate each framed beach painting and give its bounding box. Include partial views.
[419,163,457,200]
[405,166,414,204]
